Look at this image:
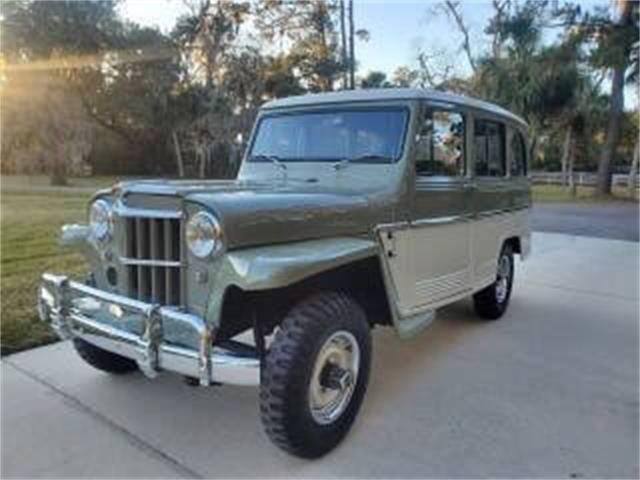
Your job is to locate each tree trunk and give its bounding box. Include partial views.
[318,4,330,91]
[198,148,206,179]
[50,165,68,186]
[563,126,577,196]
[569,139,576,197]
[444,0,476,74]
[528,135,537,171]
[596,64,626,196]
[348,0,355,89]
[172,130,185,178]
[595,1,632,196]
[561,127,572,186]
[50,144,68,186]
[340,0,348,90]
[628,140,639,197]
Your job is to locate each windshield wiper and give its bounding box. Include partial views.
[251,154,288,172]
[332,154,393,171]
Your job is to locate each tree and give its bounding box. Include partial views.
[0,71,94,183]
[628,136,639,196]
[441,0,477,73]
[262,54,305,99]
[391,66,419,87]
[0,1,187,178]
[2,0,376,181]
[173,0,250,89]
[339,0,348,89]
[170,0,253,177]
[348,0,355,88]
[459,0,595,175]
[360,71,391,89]
[416,51,459,90]
[0,1,123,60]
[256,0,345,92]
[80,23,183,174]
[589,0,639,195]
[0,0,125,183]
[474,4,578,118]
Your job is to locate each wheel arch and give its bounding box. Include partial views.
[504,235,522,254]
[215,254,393,342]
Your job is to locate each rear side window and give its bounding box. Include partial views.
[511,130,527,176]
[474,120,505,177]
[415,109,465,177]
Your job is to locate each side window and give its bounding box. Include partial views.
[415,109,465,177]
[510,130,527,176]
[474,120,505,177]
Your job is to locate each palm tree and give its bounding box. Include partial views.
[348,0,355,89]
[595,0,638,195]
[339,0,348,89]
[473,25,583,157]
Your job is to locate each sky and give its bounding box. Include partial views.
[119,0,500,78]
[119,0,614,83]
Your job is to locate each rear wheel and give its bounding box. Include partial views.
[473,244,514,320]
[260,291,371,458]
[73,338,138,374]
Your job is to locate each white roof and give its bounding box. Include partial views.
[262,88,528,128]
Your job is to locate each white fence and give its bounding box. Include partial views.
[530,171,639,188]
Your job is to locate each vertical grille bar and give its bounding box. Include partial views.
[163,220,175,305]
[124,214,182,306]
[136,218,151,302]
[150,219,165,303]
[126,219,138,299]
[173,219,182,305]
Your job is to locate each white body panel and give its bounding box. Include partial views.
[411,220,472,309]
[379,208,530,336]
[472,209,530,290]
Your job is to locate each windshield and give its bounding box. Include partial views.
[248,108,409,163]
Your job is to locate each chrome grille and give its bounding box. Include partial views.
[123,217,182,305]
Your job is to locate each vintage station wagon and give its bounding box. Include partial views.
[38,88,531,458]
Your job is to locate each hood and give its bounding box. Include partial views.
[115,178,395,249]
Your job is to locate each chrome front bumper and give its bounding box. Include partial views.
[38,273,260,387]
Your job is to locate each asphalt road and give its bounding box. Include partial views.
[2,232,638,478]
[531,202,639,242]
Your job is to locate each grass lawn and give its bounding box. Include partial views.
[0,176,119,355]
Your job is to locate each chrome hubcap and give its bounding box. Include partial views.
[309,331,360,425]
[495,254,511,303]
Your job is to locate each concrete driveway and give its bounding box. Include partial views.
[2,232,638,478]
[531,202,639,242]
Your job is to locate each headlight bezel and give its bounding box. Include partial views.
[185,211,223,259]
[89,199,113,241]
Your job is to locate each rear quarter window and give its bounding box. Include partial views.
[474,120,505,177]
[510,130,528,176]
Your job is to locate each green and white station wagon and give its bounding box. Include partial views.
[38,88,531,458]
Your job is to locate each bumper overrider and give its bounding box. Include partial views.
[37,273,260,387]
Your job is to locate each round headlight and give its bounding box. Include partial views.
[89,199,112,240]
[186,211,222,258]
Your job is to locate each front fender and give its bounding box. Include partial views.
[58,224,111,287]
[204,237,379,327]
[223,236,379,290]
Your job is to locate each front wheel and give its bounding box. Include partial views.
[260,291,371,459]
[473,244,514,320]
